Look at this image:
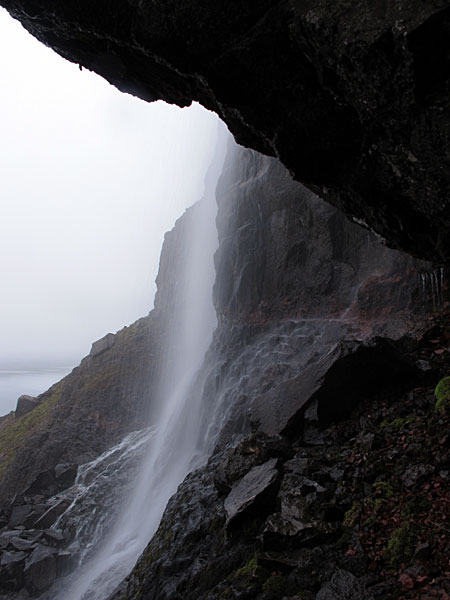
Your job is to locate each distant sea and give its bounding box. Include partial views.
[0,367,73,417]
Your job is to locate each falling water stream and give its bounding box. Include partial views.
[46,130,228,600]
[39,133,434,600]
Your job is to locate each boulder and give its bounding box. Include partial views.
[15,396,38,418]
[33,498,71,529]
[56,550,75,577]
[316,570,374,600]
[0,550,27,592]
[9,538,36,553]
[54,463,77,487]
[90,333,115,357]
[8,506,33,529]
[401,464,435,487]
[24,544,57,593]
[1,551,27,567]
[249,338,418,436]
[24,471,56,497]
[23,505,48,529]
[42,529,64,547]
[224,458,280,526]
[264,514,331,551]
[263,473,331,550]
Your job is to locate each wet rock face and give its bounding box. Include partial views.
[224,458,280,527]
[197,144,429,450]
[214,145,429,325]
[111,327,450,600]
[2,0,450,263]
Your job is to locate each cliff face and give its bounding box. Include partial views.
[2,0,450,264]
[193,144,433,447]
[110,145,450,600]
[0,140,448,599]
[0,202,201,507]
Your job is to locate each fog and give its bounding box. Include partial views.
[0,8,221,369]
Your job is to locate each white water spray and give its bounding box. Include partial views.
[51,130,228,600]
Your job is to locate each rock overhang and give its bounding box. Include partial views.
[2,0,450,265]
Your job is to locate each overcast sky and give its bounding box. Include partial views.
[0,8,222,369]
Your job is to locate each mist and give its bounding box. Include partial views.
[0,8,221,370]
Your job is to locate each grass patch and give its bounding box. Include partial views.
[0,383,62,481]
[435,376,450,414]
[383,522,420,568]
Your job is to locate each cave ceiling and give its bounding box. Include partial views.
[2,0,450,265]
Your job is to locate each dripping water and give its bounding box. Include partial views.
[419,267,445,311]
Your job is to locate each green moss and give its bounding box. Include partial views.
[0,384,62,481]
[373,481,394,499]
[80,368,117,393]
[362,516,377,529]
[380,415,419,430]
[384,522,419,567]
[235,557,257,578]
[343,502,361,528]
[232,554,268,584]
[435,376,450,414]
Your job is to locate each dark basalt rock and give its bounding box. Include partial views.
[24,544,57,593]
[1,550,27,566]
[111,327,450,599]
[33,497,73,530]
[42,529,64,547]
[0,111,447,600]
[22,464,77,500]
[8,506,33,529]
[316,570,374,600]
[0,550,26,592]
[2,0,450,264]
[89,333,115,357]
[199,144,431,459]
[224,458,280,527]
[400,463,435,487]
[15,396,38,418]
[9,538,36,553]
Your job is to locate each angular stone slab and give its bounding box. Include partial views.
[249,338,418,436]
[224,458,279,525]
[8,505,33,528]
[316,569,374,600]
[15,395,38,418]
[1,550,27,566]
[33,497,71,529]
[90,332,115,356]
[24,544,57,592]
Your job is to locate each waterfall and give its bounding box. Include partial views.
[36,136,432,600]
[47,127,229,600]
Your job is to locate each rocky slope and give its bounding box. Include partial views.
[2,0,450,264]
[1,138,448,599]
[0,317,153,504]
[0,195,206,508]
[111,312,450,600]
[104,145,450,600]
